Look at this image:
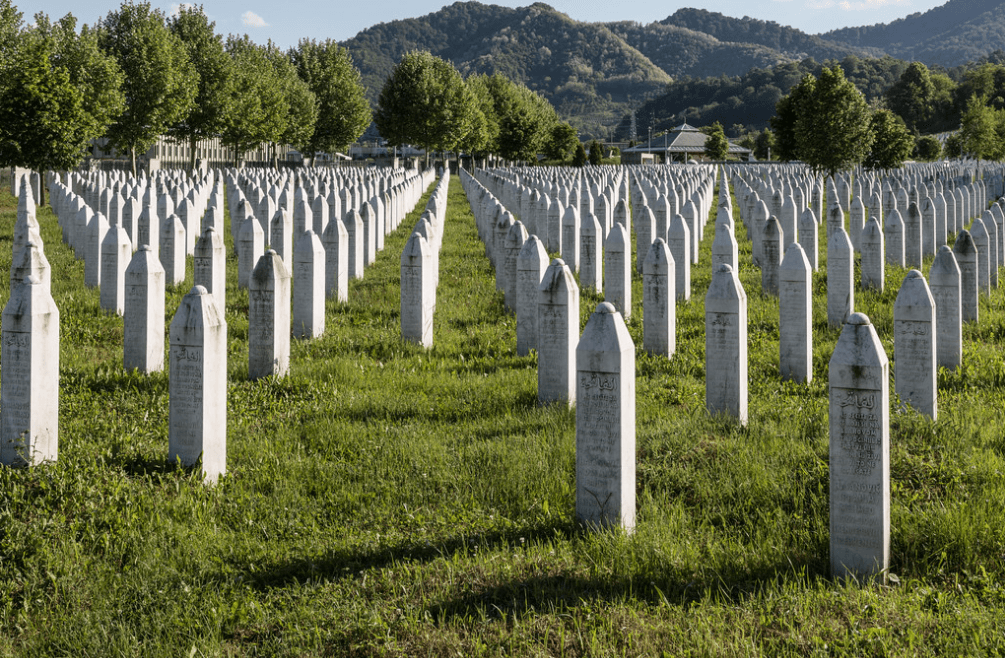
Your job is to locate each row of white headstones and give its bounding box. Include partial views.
[0,165,439,484]
[465,159,1005,581]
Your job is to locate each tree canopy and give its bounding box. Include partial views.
[0,11,123,183]
[702,121,728,160]
[864,109,914,170]
[772,66,875,176]
[375,51,476,158]
[291,39,371,164]
[167,4,233,171]
[98,1,197,174]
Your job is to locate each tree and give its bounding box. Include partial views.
[885,62,936,133]
[98,1,197,175]
[588,139,603,166]
[572,142,587,167]
[291,39,370,166]
[794,66,875,177]
[754,128,775,160]
[0,13,123,202]
[375,51,474,164]
[914,135,942,161]
[222,35,287,165]
[702,121,728,160]
[167,5,233,172]
[266,42,316,166]
[770,74,815,161]
[457,74,498,160]
[543,123,577,162]
[864,109,914,170]
[485,74,558,163]
[958,95,1002,160]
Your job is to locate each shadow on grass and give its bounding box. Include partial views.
[427,554,829,621]
[250,519,579,590]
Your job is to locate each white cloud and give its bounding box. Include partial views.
[169,3,195,17]
[241,10,268,27]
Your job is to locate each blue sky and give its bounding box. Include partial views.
[17,0,948,48]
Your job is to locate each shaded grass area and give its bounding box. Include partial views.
[0,174,1004,655]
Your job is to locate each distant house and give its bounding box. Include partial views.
[621,123,752,164]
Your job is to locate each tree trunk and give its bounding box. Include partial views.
[189,135,198,175]
[131,148,137,178]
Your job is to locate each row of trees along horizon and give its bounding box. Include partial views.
[624,52,1005,166]
[0,0,580,193]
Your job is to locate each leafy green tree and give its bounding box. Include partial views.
[292,39,370,165]
[222,35,287,165]
[375,51,474,164]
[954,63,1005,114]
[945,132,963,159]
[770,74,815,161]
[572,142,587,167]
[754,128,775,160]
[959,95,1002,160]
[914,135,942,161]
[543,123,577,162]
[485,74,557,163]
[98,1,197,175]
[266,42,316,166]
[0,0,22,62]
[702,121,728,160]
[0,13,123,202]
[167,5,233,172]
[588,139,602,166]
[463,74,500,159]
[885,62,937,133]
[794,66,875,177]
[864,109,914,170]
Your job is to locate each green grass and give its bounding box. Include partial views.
[1,173,1005,656]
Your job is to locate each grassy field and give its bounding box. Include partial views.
[1,172,1004,656]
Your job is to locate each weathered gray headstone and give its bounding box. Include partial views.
[160,214,187,287]
[323,213,349,303]
[860,217,885,292]
[85,211,109,288]
[169,285,227,484]
[904,202,923,269]
[249,250,292,379]
[885,209,905,267]
[538,258,579,406]
[930,246,962,371]
[953,230,979,323]
[124,246,165,374]
[345,209,365,280]
[668,214,690,301]
[643,238,675,357]
[705,264,747,424]
[238,215,264,290]
[575,301,635,532]
[561,206,581,272]
[761,217,783,296]
[829,312,889,582]
[400,232,434,347]
[798,208,818,271]
[100,226,131,315]
[971,217,991,296]
[827,227,854,327]
[292,230,326,339]
[269,209,293,272]
[516,236,549,356]
[1,276,59,466]
[779,242,812,383]
[194,227,226,314]
[504,221,529,313]
[580,213,602,291]
[894,271,937,419]
[604,223,630,318]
